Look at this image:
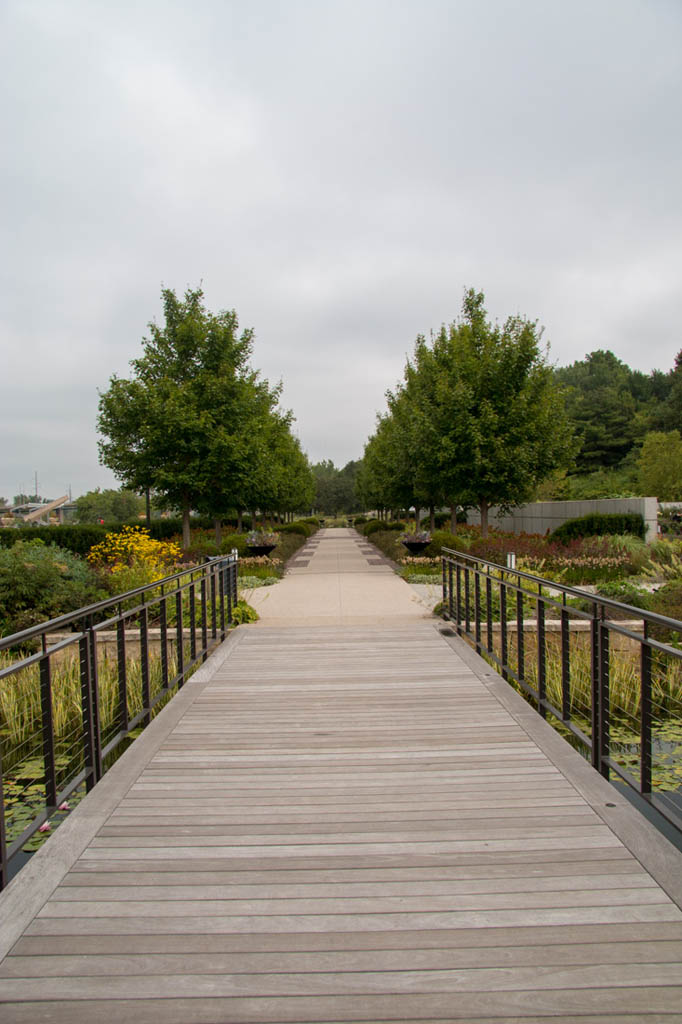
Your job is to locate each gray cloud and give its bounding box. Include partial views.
[2,0,681,499]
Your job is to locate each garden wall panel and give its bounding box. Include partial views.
[466,496,658,541]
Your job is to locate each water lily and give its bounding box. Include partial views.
[38,822,51,833]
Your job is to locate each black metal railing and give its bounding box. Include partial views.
[441,546,682,835]
[0,553,239,889]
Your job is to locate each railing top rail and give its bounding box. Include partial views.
[0,552,237,653]
[441,545,682,634]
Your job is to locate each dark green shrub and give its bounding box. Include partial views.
[220,533,248,556]
[597,580,653,611]
[363,520,384,536]
[0,541,106,636]
[385,521,406,531]
[649,582,682,621]
[143,516,217,540]
[424,531,474,557]
[0,524,111,555]
[354,515,368,525]
[275,522,311,537]
[551,513,645,543]
[647,582,682,642]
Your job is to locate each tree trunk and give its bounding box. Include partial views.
[182,495,191,551]
[480,498,489,538]
[237,509,243,533]
[414,506,420,528]
[429,505,435,532]
[145,488,151,528]
[450,505,457,532]
[214,518,222,547]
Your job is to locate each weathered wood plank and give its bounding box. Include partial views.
[4,940,682,977]
[12,920,682,955]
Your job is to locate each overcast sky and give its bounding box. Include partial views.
[2,0,681,501]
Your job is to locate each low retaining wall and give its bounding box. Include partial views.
[466,497,658,542]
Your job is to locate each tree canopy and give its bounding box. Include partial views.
[98,287,314,547]
[360,289,574,534]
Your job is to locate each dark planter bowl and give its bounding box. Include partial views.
[246,544,277,556]
[401,540,430,555]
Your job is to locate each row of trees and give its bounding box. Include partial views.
[357,290,573,535]
[97,287,315,548]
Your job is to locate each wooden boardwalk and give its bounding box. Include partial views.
[1,545,682,1020]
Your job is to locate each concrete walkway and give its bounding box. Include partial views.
[246,528,435,625]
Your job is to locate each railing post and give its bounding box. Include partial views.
[448,561,454,621]
[640,623,652,796]
[0,753,8,891]
[455,564,462,634]
[474,571,481,654]
[159,597,169,689]
[140,606,151,726]
[500,580,508,681]
[201,576,208,661]
[537,597,546,718]
[227,556,236,624]
[219,560,226,639]
[189,581,197,662]
[516,586,525,683]
[485,574,493,652]
[561,605,571,721]
[87,620,103,781]
[210,566,217,640]
[591,602,601,773]
[599,615,610,780]
[231,549,238,606]
[441,556,447,612]
[39,642,58,810]
[175,589,185,688]
[79,633,99,790]
[116,616,129,733]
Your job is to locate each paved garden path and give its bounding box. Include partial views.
[246,527,436,625]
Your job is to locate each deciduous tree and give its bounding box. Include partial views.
[638,431,682,501]
[99,287,268,549]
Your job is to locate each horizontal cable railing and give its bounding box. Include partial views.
[441,546,682,836]
[0,553,239,889]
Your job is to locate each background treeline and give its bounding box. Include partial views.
[546,349,682,500]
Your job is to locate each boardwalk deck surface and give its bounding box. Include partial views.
[1,530,681,1021]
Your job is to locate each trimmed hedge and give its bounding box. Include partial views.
[275,522,313,537]
[0,524,110,554]
[550,513,645,543]
[363,520,404,535]
[362,520,384,536]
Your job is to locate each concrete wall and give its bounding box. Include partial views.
[466,496,659,542]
